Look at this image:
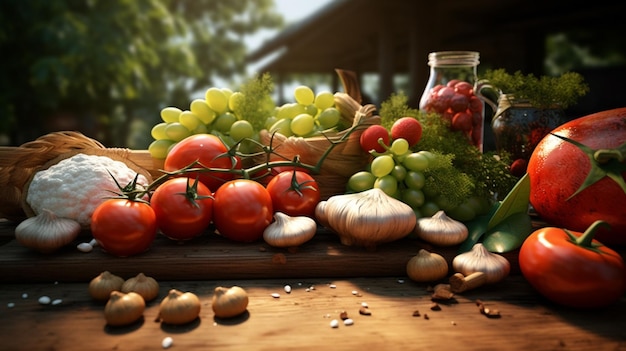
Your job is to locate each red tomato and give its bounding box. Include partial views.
[528,107,626,245]
[390,117,423,147]
[91,199,157,257]
[518,221,626,308]
[212,179,273,242]
[150,177,214,241]
[164,134,241,192]
[359,125,390,153]
[266,170,320,218]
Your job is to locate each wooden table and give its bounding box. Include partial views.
[1,220,625,351]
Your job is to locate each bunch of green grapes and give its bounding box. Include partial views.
[149,87,273,159]
[266,85,342,138]
[347,138,485,221]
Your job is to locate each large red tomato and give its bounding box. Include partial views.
[528,107,626,245]
[91,199,157,257]
[519,221,626,308]
[212,179,273,242]
[150,177,214,241]
[164,134,241,192]
[266,170,320,217]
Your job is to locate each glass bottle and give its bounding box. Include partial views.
[419,51,493,152]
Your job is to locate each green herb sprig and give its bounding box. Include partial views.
[481,69,589,109]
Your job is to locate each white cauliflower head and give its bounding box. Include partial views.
[26,153,150,227]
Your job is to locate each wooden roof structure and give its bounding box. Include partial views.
[247,1,625,106]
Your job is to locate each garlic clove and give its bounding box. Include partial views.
[263,212,316,248]
[15,209,81,254]
[406,249,449,283]
[452,243,511,284]
[414,210,468,246]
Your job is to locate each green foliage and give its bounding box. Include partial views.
[235,73,275,131]
[423,152,474,207]
[0,0,283,146]
[481,69,589,109]
[379,92,519,202]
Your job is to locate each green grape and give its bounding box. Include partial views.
[420,201,440,217]
[404,171,425,190]
[315,107,341,129]
[221,88,234,103]
[165,122,192,142]
[417,150,436,162]
[277,103,306,119]
[179,110,201,131]
[291,113,315,136]
[228,91,245,112]
[434,194,454,211]
[190,99,216,124]
[370,155,395,178]
[193,123,208,134]
[205,87,229,114]
[294,85,315,105]
[390,164,407,181]
[167,141,178,154]
[148,139,175,159]
[374,175,398,196]
[264,116,277,130]
[229,120,255,142]
[314,91,335,110]
[401,188,425,209]
[348,171,376,192]
[212,112,237,134]
[304,104,318,117]
[151,122,168,140]
[161,107,182,123]
[269,118,293,137]
[390,138,409,156]
[402,152,430,172]
[447,201,477,222]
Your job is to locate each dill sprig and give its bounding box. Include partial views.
[235,73,275,131]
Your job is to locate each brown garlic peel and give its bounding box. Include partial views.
[15,209,81,253]
[315,188,416,248]
[414,210,468,246]
[104,291,145,327]
[212,286,249,319]
[452,243,510,284]
[406,249,449,282]
[263,212,316,248]
[159,289,201,325]
[121,273,160,302]
[89,271,125,302]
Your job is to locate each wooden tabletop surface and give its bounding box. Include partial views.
[1,220,625,351]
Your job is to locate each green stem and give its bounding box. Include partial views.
[567,220,611,248]
[594,142,626,163]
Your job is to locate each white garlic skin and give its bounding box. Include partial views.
[15,209,81,253]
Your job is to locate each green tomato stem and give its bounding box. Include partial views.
[566,220,611,249]
[594,142,626,163]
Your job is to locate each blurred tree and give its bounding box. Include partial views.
[0,0,283,147]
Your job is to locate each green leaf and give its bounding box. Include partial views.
[482,212,534,253]
[457,202,500,254]
[487,173,530,230]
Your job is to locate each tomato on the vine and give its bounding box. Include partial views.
[164,134,241,192]
[518,221,626,308]
[150,177,214,241]
[91,199,157,257]
[212,179,273,242]
[266,170,320,218]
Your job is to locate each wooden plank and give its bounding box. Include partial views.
[0,277,624,351]
[0,220,521,283]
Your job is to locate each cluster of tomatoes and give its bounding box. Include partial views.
[90,134,321,257]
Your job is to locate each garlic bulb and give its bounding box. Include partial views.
[89,271,125,302]
[212,286,249,319]
[263,212,316,248]
[15,209,81,253]
[104,291,145,326]
[314,188,416,249]
[158,289,201,325]
[406,249,449,282]
[121,273,160,302]
[414,210,468,246]
[452,243,510,284]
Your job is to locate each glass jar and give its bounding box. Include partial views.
[419,51,493,152]
[491,94,567,163]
